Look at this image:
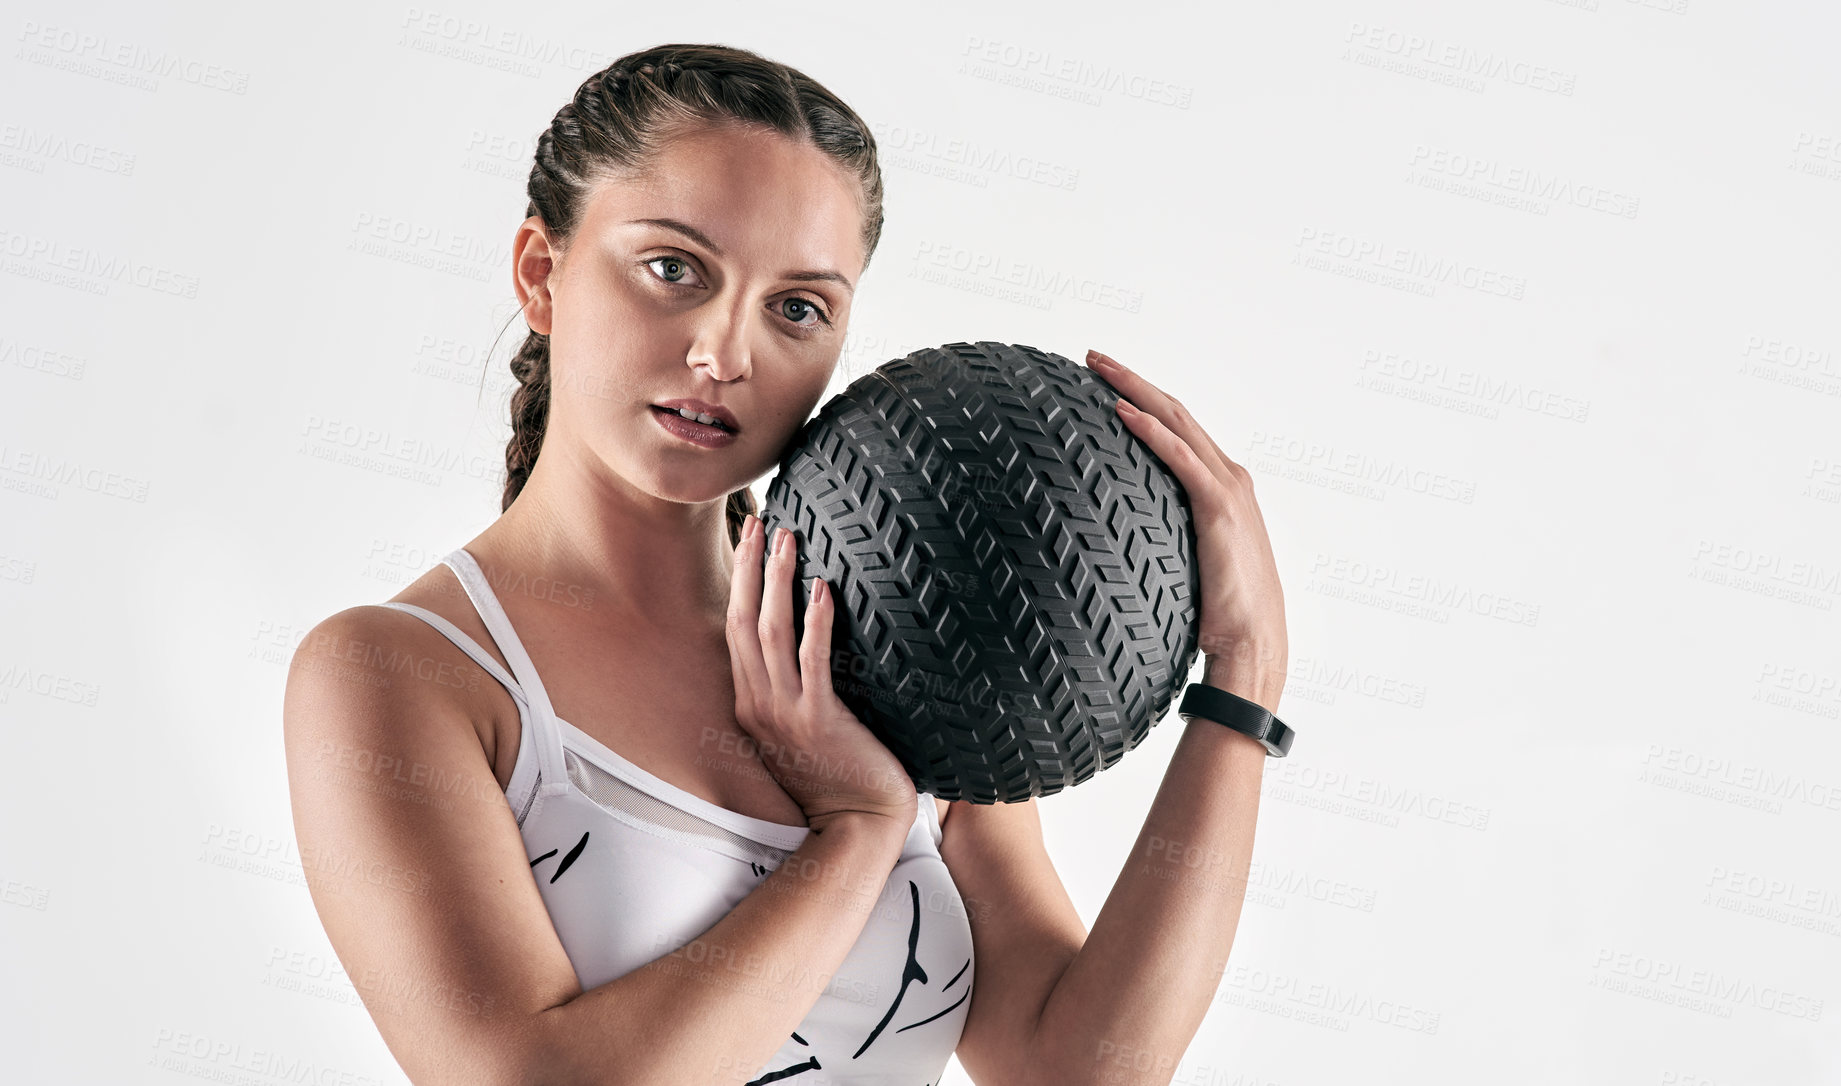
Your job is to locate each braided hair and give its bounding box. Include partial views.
[491,44,884,546]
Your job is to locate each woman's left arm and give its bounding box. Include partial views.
[1020,666,1277,1086]
[960,348,1289,1086]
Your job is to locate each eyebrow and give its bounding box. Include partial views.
[626,216,855,294]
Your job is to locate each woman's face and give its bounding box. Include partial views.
[524,122,866,515]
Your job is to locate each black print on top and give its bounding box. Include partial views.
[744,879,973,1085]
[529,831,590,884]
[745,1031,818,1084]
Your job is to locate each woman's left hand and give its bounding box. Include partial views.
[1085,348,1288,704]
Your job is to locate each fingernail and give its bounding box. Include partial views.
[1116,398,1140,414]
[776,527,790,554]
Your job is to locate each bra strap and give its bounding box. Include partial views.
[374,602,526,702]
[439,548,571,798]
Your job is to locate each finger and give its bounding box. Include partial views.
[1114,397,1228,521]
[1089,347,1234,470]
[1087,349,1244,482]
[758,525,805,699]
[797,575,838,705]
[726,515,771,717]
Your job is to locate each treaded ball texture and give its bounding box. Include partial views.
[758,341,1200,804]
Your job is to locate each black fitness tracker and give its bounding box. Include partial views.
[1178,683,1295,758]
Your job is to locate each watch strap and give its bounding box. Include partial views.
[1178,682,1295,758]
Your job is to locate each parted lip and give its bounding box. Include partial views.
[652,398,740,432]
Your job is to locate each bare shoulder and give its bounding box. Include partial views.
[284,567,521,791]
[279,600,581,1083]
[285,598,482,706]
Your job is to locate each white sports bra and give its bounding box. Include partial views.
[378,547,975,1085]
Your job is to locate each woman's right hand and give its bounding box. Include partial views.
[725,513,920,836]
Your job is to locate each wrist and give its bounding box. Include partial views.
[807,808,911,849]
[1200,649,1286,715]
[1181,672,1295,757]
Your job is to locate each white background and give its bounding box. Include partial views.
[3,1,1839,1083]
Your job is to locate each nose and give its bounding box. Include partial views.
[685,300,752,383]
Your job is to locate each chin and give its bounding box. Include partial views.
[610,423,773,505]
[626,462,747,510]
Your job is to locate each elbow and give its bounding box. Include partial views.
[486,1006,582,1086]
[496,1004,656,1086]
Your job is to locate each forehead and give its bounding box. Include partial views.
[579,122,864,276]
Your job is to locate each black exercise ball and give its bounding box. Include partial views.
[758,341,1201,804]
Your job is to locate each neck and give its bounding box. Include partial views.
[472,439,741,633]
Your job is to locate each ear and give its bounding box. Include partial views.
[513,216,560,336]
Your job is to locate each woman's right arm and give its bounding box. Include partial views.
[283,606,911,1086]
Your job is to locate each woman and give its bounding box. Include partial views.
[283,42,1287,1086]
